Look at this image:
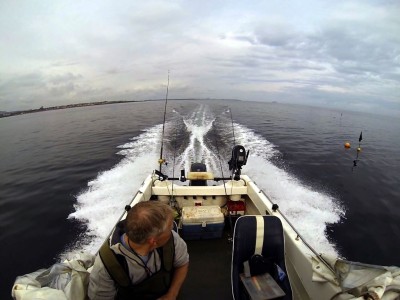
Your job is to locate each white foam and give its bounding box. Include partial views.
[174,105,221,172]
[66,127,161,255]
[66,110,344,258]
[233,123,277,160]
[245,156,344,255]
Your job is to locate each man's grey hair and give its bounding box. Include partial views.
[125,201,174,244]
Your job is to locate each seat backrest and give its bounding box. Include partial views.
[231,215,292,300]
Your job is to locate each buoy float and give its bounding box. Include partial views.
[357,147,362,152]
[344,142,351,149]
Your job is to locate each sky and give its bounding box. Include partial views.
[0,0,399,116]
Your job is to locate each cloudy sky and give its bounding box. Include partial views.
[1,0,399,116]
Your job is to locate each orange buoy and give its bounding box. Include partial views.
[344,142,351,149]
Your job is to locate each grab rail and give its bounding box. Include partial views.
[259,189,337,275]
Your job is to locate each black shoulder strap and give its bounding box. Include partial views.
[99,241,131,287]
[160,235,175,272]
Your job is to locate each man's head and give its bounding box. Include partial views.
[125,201,174,246]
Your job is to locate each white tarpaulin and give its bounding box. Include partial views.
[312,255,400,300]
[12,253,95,300]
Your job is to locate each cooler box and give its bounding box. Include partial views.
[181,205,225,240]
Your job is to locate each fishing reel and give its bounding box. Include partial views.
[228,145,249,180]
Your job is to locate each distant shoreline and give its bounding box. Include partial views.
[0,98,241,118]
[0,100,148,118]
[0,99,177,118]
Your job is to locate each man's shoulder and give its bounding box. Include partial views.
[171,230,189,266]
[172,230,186,246]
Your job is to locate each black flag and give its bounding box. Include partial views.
[359,131,363,142]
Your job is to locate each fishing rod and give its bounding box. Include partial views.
[230,108,236,146]
[158,71,170,172]
[228,109,249,180]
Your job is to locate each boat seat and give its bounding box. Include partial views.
[231,215,293,300]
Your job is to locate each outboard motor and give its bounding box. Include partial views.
[190,163,208,186]
[228,145,249,180]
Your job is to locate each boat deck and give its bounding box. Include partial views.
[179,222,235,299]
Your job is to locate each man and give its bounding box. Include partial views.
[89,201,189,300]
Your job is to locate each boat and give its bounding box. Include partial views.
[12,143,400,300]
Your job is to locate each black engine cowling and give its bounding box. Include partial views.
[190,163,207,186]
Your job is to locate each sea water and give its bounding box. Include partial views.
[1,100,399,299]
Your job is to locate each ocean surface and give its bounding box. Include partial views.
[1,100,399,299]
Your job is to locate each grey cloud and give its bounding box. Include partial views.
[235,8,400,78]
[253,25,298,48]
[49,82,77,97]
[0,73,46,109]
[224,7,399,107]
[49,73,83,85]
[314,26,399,73]
[0,71,86,109]
[2,73,46,89]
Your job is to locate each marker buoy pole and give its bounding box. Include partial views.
[352,131,363,171]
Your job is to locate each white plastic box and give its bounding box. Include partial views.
[181,205,225,240]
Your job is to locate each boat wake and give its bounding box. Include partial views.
[66,104,344,258]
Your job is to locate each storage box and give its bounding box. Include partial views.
[181,206,225,240]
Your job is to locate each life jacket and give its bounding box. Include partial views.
[99,223,175,300]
